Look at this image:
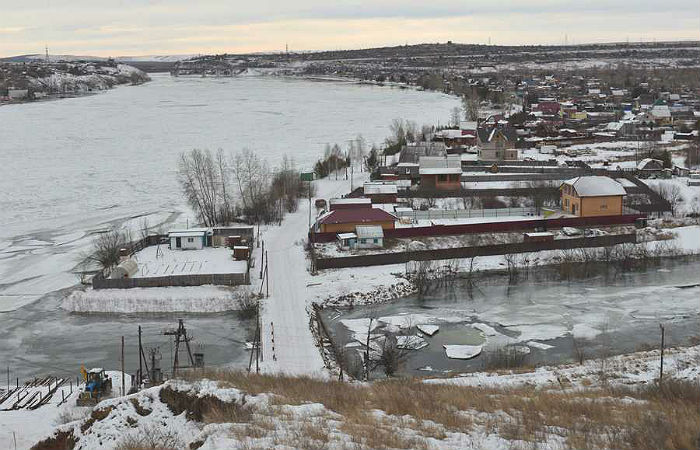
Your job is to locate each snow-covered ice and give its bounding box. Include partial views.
[417,324,439,336]
[444,344,483,359]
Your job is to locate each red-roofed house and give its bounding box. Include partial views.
[315,208,397,233]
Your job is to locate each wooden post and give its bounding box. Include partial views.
[659,324,665,385]
[121,336,126,396]
[265,251,269,298]
[138,326,143,390]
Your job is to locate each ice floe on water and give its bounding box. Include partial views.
[417,324,439,336]
[444,345,483,360]
[527,341,555,350]
[471,323,499,336]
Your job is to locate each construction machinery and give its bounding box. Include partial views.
[76,366,112,406]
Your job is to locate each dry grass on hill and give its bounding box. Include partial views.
[182,370,700,450]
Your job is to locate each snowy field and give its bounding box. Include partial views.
[132,246,247,277]
[0,74,458,313]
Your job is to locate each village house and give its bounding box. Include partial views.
[560,176,626,217]
[314,207,397,233]
[477,126,518,161]
[418,155,462,190]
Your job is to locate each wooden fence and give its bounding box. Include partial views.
[314,233,637,270]
[93,271,248,289]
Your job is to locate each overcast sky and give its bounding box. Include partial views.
[1,0,699,57]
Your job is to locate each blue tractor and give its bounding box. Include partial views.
[77,368,113,406]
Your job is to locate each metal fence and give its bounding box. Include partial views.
[395,207,537,222]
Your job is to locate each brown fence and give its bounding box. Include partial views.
[93,271,248,289]
[310,213,645,243]
[314,233,637,270]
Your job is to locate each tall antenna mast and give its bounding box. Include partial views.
[45,44,49,63]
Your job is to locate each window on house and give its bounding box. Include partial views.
[600,204,608,210]
[438,174,447,182]
[373,238,379,244]
[187,237,194,243]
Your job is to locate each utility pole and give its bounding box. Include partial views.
[165,319,195,376]
[659,324,665,385]
[121,336,125,396]
[138,326,143,389]
[265,251,269,298]
[308,180,312,230]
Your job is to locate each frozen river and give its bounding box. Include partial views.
[0,74,459,312]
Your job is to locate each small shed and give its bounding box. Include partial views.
[523,232,555,243]
[233,246,250,261]
[355,225,384,249]
[337,232,357,250]
[169,229,207,250]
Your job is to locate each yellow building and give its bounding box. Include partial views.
[560,176,626,217]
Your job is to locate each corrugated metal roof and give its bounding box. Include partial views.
[319,208,397,225]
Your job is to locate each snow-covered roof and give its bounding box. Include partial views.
[337,232,357,240]
[651,105,671,118]
[363,183,398,195]
[329,198,371,205]
[637,158,664,171]
[355,225,384,239]
[418,155,462,175]
[168,230,206,237]
[562,176,627,197]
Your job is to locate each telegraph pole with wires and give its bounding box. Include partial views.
[164,319,195,376]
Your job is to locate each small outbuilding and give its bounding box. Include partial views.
[169,229,207,250]
[337,232,357,250]
[110,259,138,279]
[355,225,384,249]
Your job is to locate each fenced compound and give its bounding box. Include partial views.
[313,233,638,270]
[310,213,646,243]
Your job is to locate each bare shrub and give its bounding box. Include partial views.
[483,346,529,370]
[235,290,260,320]
[114,423,184,450]
[376,333,409,377]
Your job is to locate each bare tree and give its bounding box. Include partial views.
[652,183,683,216]
[450,107,461,128]
[177,149,221,227]
[139,217,150,241]
[462,91,480,121]
[230,148,271,222]
[89,228,131,275]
